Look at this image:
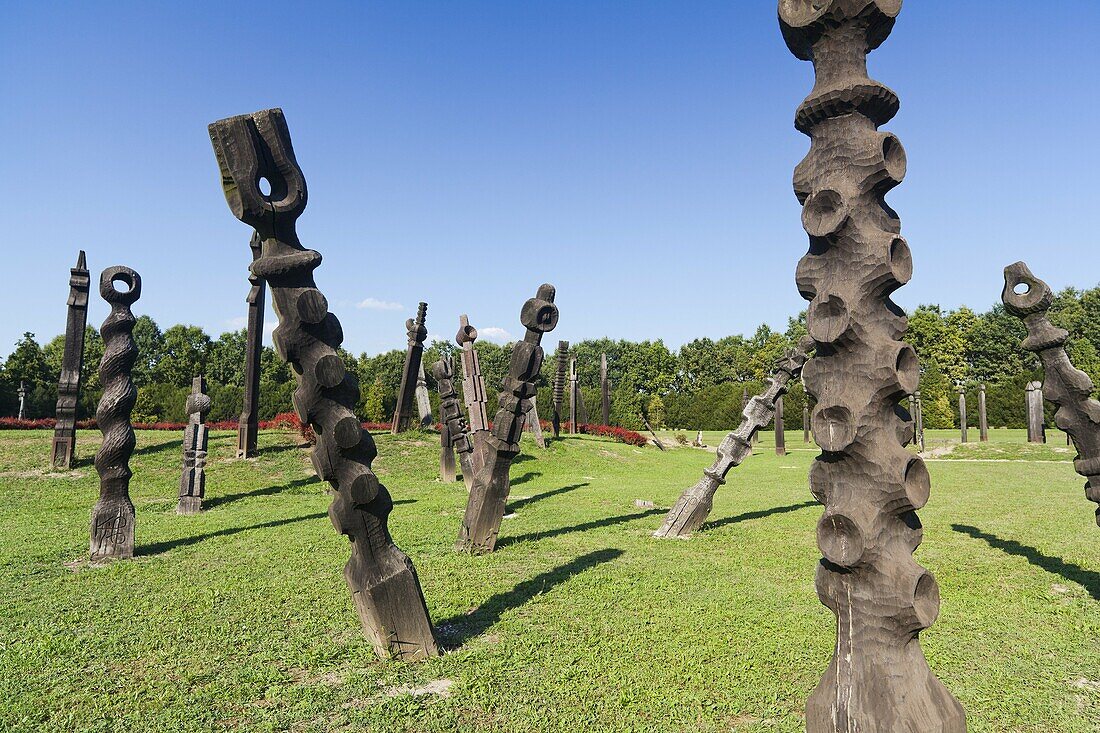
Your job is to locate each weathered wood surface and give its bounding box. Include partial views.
[456,284,557,553]
[774,394,786,456]
[415,360,433,428]
[780,2,965,728]
[457,315,489,472]
[654,343,810,539]
[178,376,211,514]
[209,108,438,660]
[433,356,472,488]
[90,266,141,563]
[978,384,989,442]
[52,250,90,469]
[391,302,428,434]
[1004,261,1100,526]
[958,387,968,443]
[237,233,265,459]
[526,400,546,448]
[568,357,578,434]
[1026,380,1046,443]
[552,340,569,438]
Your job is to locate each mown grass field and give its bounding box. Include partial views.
[2,426,1097,732]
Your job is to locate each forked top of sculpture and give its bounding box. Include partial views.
[208,108,306,242]
[408,302,428,346]
[456,314,478,346]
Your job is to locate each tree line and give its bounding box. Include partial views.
[3,282,1098,430]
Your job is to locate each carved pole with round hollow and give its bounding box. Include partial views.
[90,266,141,563]
[779,1,965,728]
[208,108,438,660]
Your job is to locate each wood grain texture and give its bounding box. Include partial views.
[1003,261,1100,526]
[208,108,437,661]
[237,233,265,459]
[433,355,471,487]
[178,376,210,515]
[779,1,966,729]
[552,340,569,438]
[51,251,89,469]
[456,285,557,554]
[91,266,140,563]
[391,302,427,434]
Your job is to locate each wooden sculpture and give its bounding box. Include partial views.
[774,394,786,456]
[90,266,141,563]
[433,355,473,488]
[958,386,968,443]
[457,315,489,470]
[1003,261,1100,526]
[238,232,265,458]
[415,360,433,428]
[779,1,965,728]
[52,251,90,469]
[208,108,437,660]
[392,302,428,434]
[552,340,569,438]
[178,376,211,515]
[655,342,810,539]
[978,384,989,442]
[456,284,557,553]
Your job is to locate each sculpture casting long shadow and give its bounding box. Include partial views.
[131,437,179,457]
[701,500,817,532]
[952,523,1099,601]
[509,471,542,487]
[436,548,624,649]
[137,511,328,556]
[507,482,589,513]
[496,509,663,548]
[203,476,321,510]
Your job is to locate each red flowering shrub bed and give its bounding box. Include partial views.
[576,423,648,447]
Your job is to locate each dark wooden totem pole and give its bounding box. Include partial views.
[978,384,989,442]
[392,302,428,434]
[1026,380,1046,443]
[1003,261,1100,526]
[774,394,786,456]
[238,232,265,459]
[779,1,965,728]
[958,386,968,443]
[655,343,810,539]
[52,250,90,469]
[209,108,437,660]
[433,355,473,488]
[551,340,569,438]
[600,353,610,426]
[456,284,557,553]
[415,360,433,428]
[90,266,141,563]
[457,315,490,469]
[178,376,211,515]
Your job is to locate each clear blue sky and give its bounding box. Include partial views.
[2,1,1098,357]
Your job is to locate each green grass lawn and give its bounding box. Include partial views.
[1,427,1097,732]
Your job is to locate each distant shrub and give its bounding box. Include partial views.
[576,423,647,447]
[675,433,689,445]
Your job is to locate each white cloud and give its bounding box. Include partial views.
[478,327,513,343]
[223,316,276,338]
[225,316,247,329]
[356,297,404,311]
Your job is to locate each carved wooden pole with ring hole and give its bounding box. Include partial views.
[779,1,965,728]
[208,108,438,660]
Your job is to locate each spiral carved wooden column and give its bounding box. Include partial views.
[457,284,557,553]
[779,2,965,729]
[1003,262,1100,526]
[552,340,569,438]
[209,108,437,660]
[90,266,141,563]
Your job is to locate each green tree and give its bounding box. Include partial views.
[207,330,247,387]
[362,377,386,422]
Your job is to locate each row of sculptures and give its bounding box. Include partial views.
[37,3,1100,728]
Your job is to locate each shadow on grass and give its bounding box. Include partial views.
[952,523,1099,601]
[132,437,179,457]
[436,548,624,649]
[138,511,328,557]
[509,471,542,487]
[701,500,817,532]
[508,483,589,513]
[204,476,321,510]
[497,509,663,548]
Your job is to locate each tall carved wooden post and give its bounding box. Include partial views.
[433,356,471,487]
[958,386,968,443]
[568,357,578,434]
[743,387,759,444]
[908,395,917,445]
[415,360,433,428]
[1003,262,1100,526]
[17,381,26,420]
[1028,381,1046,443]
[178,376,211,515]
[209,108,437,660]
[978,384,989,442]
[915,389,925,453]
[656,343,811,539]
[552,340,568,438]
[600,353,610,426]
[779,2,965,729]
[526,402,546,448]
[457,284,557,553]
[51,250,90,468]
[392,302,428,434]
[238,233,265,459]
[457,315,489,471]
[803,403,810,443]
[90,266,141,563]
[774,394,786,456]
